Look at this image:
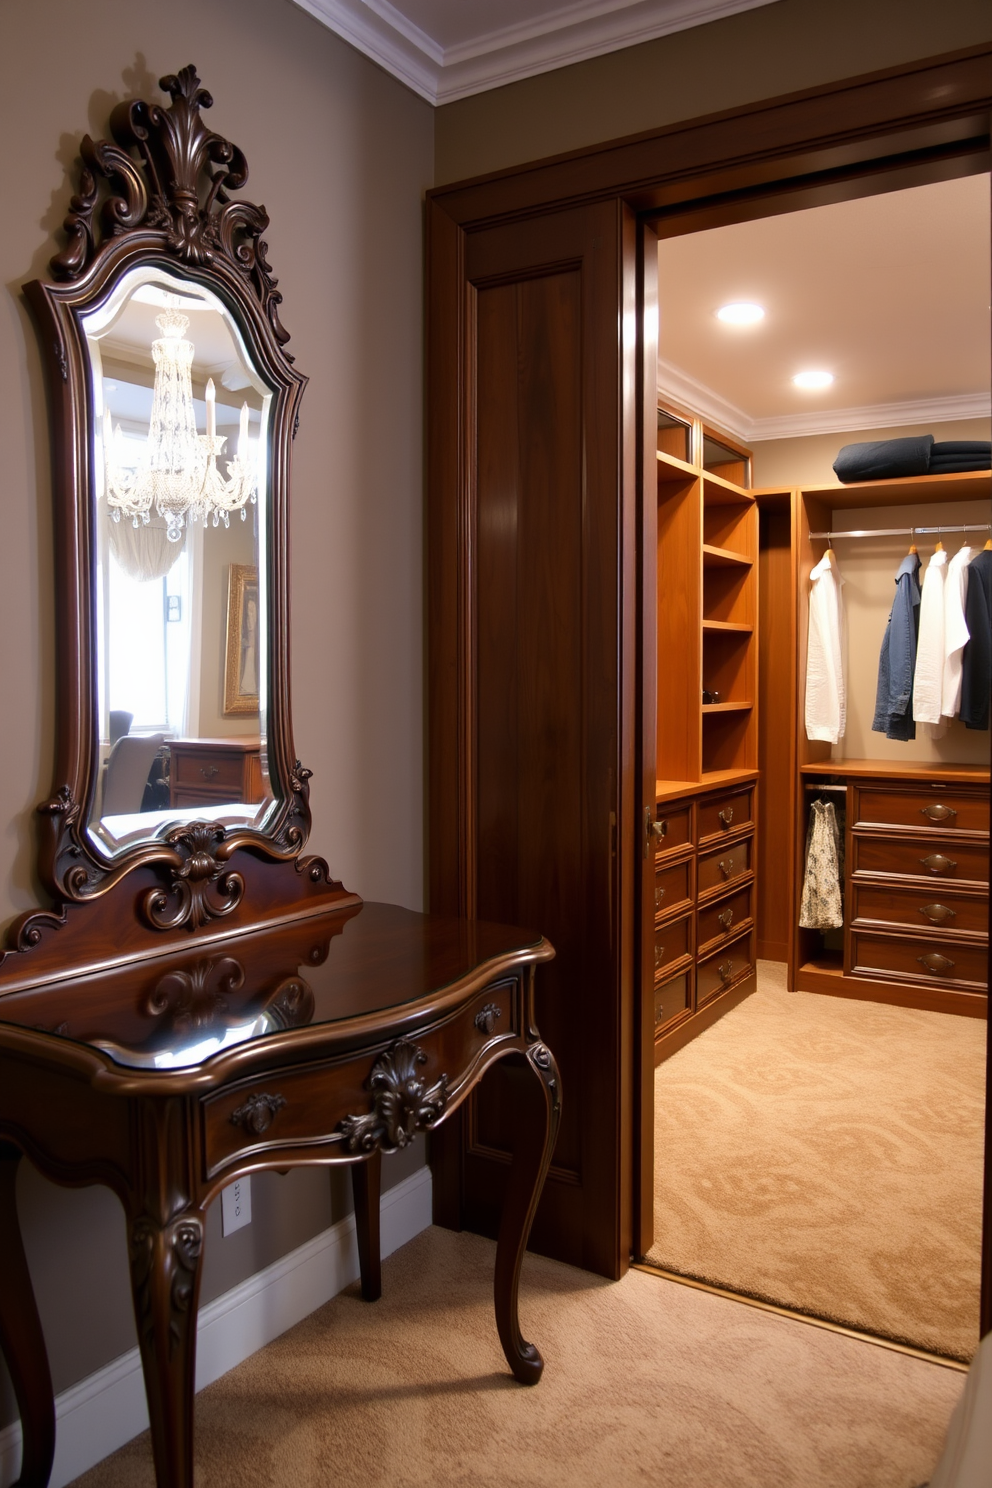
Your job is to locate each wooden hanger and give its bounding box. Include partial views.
[984,537,992,551]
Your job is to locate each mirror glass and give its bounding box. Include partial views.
[81,265,280,854]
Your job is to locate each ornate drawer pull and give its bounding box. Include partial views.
[718,908,734,930]
[653,819,668,841]
[337,1040,448,1154]
[717,959,734,985]
[474,1003,502,1035]
[654,945,665,968]
[917,951,954,975]
[230,1092,287,1134]
[719,857,735,878]
[200,764,220,779]
[919,903,955,923]
[655,885,665,908]
[920,854,956,874]
[718,808,734,828]
[920,803,957,822]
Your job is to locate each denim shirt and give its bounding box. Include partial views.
[872,554,922,740]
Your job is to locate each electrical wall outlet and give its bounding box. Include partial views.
[221,1176,252,1236]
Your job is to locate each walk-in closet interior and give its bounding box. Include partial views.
[644,172,990,1361]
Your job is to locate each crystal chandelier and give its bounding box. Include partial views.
[102,306,257,542]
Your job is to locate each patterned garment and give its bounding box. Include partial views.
[799,798,843,930]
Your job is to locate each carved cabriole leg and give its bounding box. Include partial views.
[493,1040,562,1385]
[0,1143,56,1487]
[127,1210,205,1488]
[350,1150,382,1301]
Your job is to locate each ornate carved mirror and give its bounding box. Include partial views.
[5,66,357,975]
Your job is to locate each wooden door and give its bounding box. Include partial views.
[428,198,639,1277]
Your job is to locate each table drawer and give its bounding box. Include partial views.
[851,883,989,937]
[654,913,692,980]
[201,980,518,1178]
[697,835,752,898]
[653,970,691,1034]
[697,883,753,953]
[852,835,989,885]
[653,804,693,858]
[172,747,249,794]
[850,932,988,991]
[855,786,989,835]
[697,787,753,844]
[697,929,754,1007]
[655,857,693,922]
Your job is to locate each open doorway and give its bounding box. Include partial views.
[640,173,990,1364]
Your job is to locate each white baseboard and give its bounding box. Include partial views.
[0,1166,432,1488]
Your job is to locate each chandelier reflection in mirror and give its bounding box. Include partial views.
[102,298,257,542]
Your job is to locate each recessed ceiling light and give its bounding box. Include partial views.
[716,302,765,326]
[793,370,834,390]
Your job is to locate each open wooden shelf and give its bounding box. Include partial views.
[656,449,698,480]
[802,469,991,509]
[702,544,753,568]
[702,476,755,505]
[800,759,990,783]
[702,620,753,634]
[702,701,753,714]
[699,767,760,789]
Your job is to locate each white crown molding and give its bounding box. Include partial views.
[289,0,780,104]
[0,1168,432,1488]
[657,358,992,444]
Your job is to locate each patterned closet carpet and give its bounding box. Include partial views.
[646,963,985,1361]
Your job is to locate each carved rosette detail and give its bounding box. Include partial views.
[51,64,291,351]
[145,954,245,1031]
[337,1040,449,1155]
[528,1041,560,1098]
[474,1003,502,1036]
[230,1092,287,1135]
[140,822,244,932]
[128,1214,204,1359]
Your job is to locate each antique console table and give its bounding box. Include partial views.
[0,902,558,1487]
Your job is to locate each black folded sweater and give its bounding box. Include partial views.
[833,436,991,483]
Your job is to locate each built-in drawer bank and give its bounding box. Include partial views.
[851,883,989,938]
[849,931,988,992]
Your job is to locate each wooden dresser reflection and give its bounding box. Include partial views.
[169,737,264,807]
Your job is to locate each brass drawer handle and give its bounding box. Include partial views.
[919,903,956,924]
[474,1003,502,1035]
[718,908,734,930]
[917,951,954,975]
[717,959,734,985]
[655,884,665,908]
[200,764,220,779]
[920,854,956,874]
[719,857,735,879]
[920,803,957,822]
[718,808,734,828]
[653,819,668,841]
[654,945,665,969]
[230,1091,287,1135]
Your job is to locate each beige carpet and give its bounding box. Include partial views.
[70,1225,963,1488]
[646,963,986,1361]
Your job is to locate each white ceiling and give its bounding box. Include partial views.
[289,0,779,103]
[657,174,992,443]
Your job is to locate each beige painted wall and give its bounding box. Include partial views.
[752,418,992,488]
[0,0,431,1425]
[434,0,992,186]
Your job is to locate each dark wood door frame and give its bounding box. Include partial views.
[427,44,992,1318]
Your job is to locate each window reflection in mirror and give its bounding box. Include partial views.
[81,265,279,854]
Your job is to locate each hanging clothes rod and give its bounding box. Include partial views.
[803,782,846,793]
[808,522,992,541]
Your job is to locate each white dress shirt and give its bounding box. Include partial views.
[913,547,948,725]
[805,549,846,743]
[941,545,974,719]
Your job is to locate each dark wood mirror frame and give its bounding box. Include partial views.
[2,65,359,986]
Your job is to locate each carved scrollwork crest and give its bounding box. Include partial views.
[337,1040,449,1155]
[51,64,290,351]
[140,821,244,932]
[145,954,245,1031]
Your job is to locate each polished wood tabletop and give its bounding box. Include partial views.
[0,902,558,1488]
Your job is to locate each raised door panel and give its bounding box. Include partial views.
[428,200,634,1278]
